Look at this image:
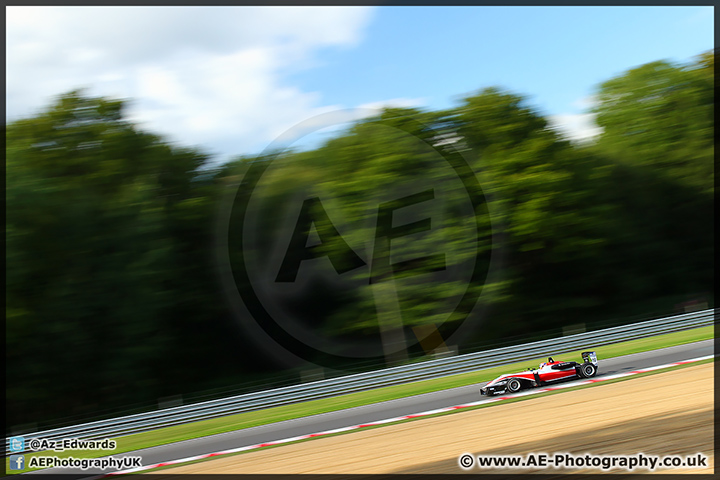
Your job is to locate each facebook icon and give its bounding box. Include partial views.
[9,436,25,452]
[10,455,25,470]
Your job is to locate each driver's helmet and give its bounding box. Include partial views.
[548,357,554,363]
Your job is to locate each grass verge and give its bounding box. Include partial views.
[127,357,718,474]
[7,325,713,474]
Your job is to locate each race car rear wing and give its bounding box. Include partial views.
[582,351,598,365]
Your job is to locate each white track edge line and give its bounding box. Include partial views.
[94,354,712,477]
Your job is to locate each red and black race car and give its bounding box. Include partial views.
[480,351,598,396]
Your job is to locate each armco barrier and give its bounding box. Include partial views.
[6,308,714,451]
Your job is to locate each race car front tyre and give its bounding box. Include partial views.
[506,378,522,393]
[579,363,597,378]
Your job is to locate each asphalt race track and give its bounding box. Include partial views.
[24,339,714,477]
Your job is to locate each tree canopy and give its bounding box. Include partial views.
[6,51,714,430]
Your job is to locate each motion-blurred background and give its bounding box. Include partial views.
[5,6,713,434]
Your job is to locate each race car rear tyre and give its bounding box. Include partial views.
[506,378,522,393]
[579,363,597,378]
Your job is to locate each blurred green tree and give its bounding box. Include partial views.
[592,50,714,194]
[6,91,236,426]
[6,50,714,427]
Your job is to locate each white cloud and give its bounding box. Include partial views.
[548,113,603,144]
[6,6,375,161]
[548,94,604,144]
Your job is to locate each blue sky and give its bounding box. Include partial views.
[292,6,713,118]
[6,6,714,164]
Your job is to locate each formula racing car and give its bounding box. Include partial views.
[480,351,598,396]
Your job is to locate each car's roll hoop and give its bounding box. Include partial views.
[581,351,598,366]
